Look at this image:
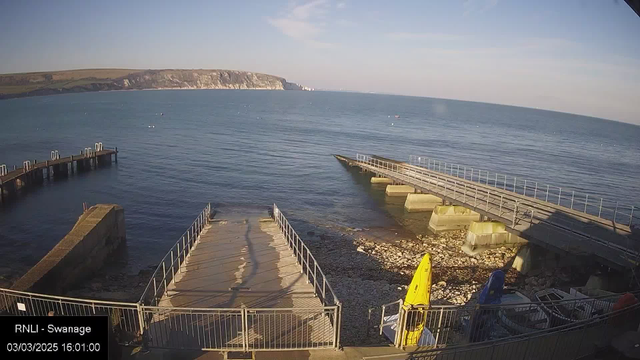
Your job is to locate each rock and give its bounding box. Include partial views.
[357,246,366,253]
[437,281,447,287]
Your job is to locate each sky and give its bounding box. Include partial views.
[1,0,640,124]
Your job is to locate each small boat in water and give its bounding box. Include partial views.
[498,290,550,334]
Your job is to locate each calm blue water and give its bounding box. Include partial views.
[1,90,639,276]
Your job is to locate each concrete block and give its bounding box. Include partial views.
[512,245,532,275]
[404,194,442,212]
[465,222,528,249]
[428,205,480,233]
[11,204,126,294]
[385,185,415,197]
[371,177,394,184]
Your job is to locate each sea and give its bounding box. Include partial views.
[1,90,639,278]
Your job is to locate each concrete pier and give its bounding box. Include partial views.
[428,205,481,233]
[11,204,125,294]
[404,193,442,212]
[385,185,415,196]
[462,221,528,255]
[0,145,116,204]
[159,209,325,309]
[371,177,394,184]
[150,207,335,350]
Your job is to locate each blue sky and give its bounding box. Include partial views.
[1,0,639,124]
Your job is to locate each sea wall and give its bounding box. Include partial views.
[11,204,126,294]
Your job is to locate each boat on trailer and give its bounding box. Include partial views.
[498,290,550,334]
[535,288,618,326]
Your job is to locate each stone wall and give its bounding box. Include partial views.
[11,204,126,294]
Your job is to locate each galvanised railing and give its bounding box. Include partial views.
[409,155,637,227]
[0,287,144,342]
[380,291,628,349]
[372,294,640,359]
[272,203,342,349]
[139,204,211,306]
[355,154,639,268]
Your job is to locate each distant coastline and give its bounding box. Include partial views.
[0,68,308,100]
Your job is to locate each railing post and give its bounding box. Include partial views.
[162,262,167,296]
[453,180,456,199]
[598,198,603,217]
[512,201,518,227]
[137,303,145,336]
[241,306,249,352]
[314,264,318,295]
[177,242,181,273]
[614,201,619,223]
[584,194,589,213]
[152,278,157,303]
[571,191,575,209]
[486,190,489,210]
[323,277,327,303]
[463,184,467,203]
[524,179,527,196]
[171,250,175,279]
[335,302,342,349]
[306,250,310,282]
[558,187,562,205]
[534,182,538,199]
[433,307,445,346]
[499,196,503,216]
[513,177,517,193]
[474,188,478,208]
[546,185,549,202]
[630,206,635,227]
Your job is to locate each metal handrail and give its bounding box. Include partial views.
[381,289,633,349]
[355,154,638,263]
[368,301,640,359]
[0,286,139,306]
[139,203,211,306]
[272,203,340,307]
[409,155,638,227]
[272,203,342,349]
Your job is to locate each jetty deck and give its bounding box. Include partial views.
[141,204,341,351]
[336,154,639,270]
[158,208,323,309]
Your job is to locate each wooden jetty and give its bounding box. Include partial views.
[0,143,117,204]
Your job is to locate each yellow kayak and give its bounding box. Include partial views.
[402,253,432,346]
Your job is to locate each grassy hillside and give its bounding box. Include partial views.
[0,69,299,99]
[0,69,141,95]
